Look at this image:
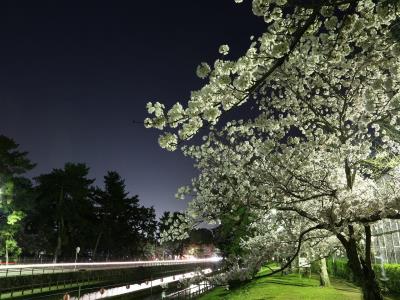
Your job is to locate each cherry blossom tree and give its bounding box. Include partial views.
[179,129,398,298]
[145,1,400,299]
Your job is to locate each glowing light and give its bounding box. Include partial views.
[0,257,222,270]
[70,268,213,300]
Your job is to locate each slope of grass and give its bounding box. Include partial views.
[199,272,400,300]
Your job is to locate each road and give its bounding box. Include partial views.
[0,257,222,278]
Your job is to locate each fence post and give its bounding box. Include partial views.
[41,268,45,292]
[150,274,153,295]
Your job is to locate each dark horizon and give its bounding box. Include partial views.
[0,0,265,217]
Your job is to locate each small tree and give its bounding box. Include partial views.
[0,135,35,263]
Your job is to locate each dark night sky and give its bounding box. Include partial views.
[0,0,264,217]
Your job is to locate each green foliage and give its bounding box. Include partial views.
[92,171,157,259]
[326,258,400,295]
[0,135,35,178]
[373,263,400,294]
[256,263,280,277]
[326,258,352,281]
[31,163,95,259]
[213,207,253,257]
[0,181,24,260]
[28,168,158,260]
[159,211,189,256]
[362,155,400,179]
[199,273,365,300]
[189,228,213,245]
[0,135,157,260]
[7,211,24,225]
[0,135,35,262]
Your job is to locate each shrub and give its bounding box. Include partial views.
[373,263,400,294]
[326,258,400,295]
[326,258,351,281]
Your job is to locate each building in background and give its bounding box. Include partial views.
[372,219,400,264]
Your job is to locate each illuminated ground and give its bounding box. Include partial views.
[199,273,400,300]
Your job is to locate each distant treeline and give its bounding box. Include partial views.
[0,134,213,263]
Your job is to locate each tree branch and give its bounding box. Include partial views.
[258,224,324,278]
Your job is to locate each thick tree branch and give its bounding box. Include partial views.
[258,224,324,278]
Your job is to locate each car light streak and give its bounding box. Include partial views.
[0,257,222,270]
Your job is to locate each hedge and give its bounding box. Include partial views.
[373,263,400,294]
[322,258,400,294]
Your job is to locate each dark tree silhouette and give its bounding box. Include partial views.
[33,163,95,262]
[92,171,157,259]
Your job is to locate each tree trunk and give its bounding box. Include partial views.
[345,237,363,284]
[92,231,103,260]
[319,258,330,287]
[359,264,383,300]
[54,216,64,263]
[337,231,383,300]
[5,241,8,265]
[360,225,383,300]
[54,186,64,263]
[295,254,300,274]
[288,257,292,273]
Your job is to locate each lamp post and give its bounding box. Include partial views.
[39,251,45,264]
[74,246,80,270]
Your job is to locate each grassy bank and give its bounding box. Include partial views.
[199,273,400,300]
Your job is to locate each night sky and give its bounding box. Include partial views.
[0,0,264,217]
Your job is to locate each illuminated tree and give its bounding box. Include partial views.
[159,211,190,257]
[146,1,400,299]
[0,135,35,263]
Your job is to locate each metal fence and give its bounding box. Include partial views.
[372,219,400,264]
[0,259,221,299]
[164,282,213,299]
[1,256,175,265]
[0,258,220,278]
[0,265,69,278]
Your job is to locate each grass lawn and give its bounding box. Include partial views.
[199,272,400,300]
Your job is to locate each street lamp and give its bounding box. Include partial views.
[74,246,80,270]
[39,251,45,264]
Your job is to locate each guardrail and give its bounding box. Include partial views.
[1,256,180,265]
[0,258,222,299]
[165,282,213,299]
[0,258,221,278]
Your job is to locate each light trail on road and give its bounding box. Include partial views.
[0,257,222,271]
[71,268,214,299]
